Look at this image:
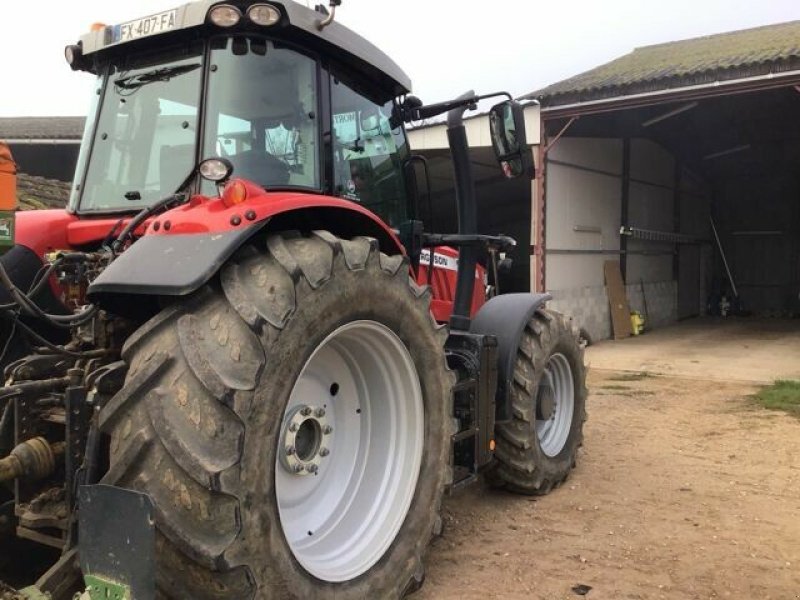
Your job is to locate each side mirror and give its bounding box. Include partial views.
[489,100,534,179]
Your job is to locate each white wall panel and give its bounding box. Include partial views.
[548,137,623,175]
[627,250,674,283]
[546,163,621,252]
[628,181,673,231]
[546,253,611,290]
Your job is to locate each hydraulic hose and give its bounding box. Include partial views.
[0,261,97,328]
[112,193,184,254]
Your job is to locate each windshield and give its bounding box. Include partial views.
[79,44,204,211]
[202,37,320,192]
[76,38,320,212]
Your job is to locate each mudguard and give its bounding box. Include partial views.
[470,292,551,422]
[88,224,263,299]
[87,189,405,307]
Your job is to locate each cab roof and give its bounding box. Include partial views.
[79,1,412,99]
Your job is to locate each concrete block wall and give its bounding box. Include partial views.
[625,280,678,329]
[548,280,678,343]
[548,285,612,343]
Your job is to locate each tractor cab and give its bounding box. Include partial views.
[67,1,415,228]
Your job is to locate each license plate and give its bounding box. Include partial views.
[113,9,178,43]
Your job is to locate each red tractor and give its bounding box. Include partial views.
[0,2,586,598]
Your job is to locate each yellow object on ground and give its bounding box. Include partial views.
[630,311,645,335]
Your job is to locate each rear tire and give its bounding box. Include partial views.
[487,309,587,495]
[99,231,452,599]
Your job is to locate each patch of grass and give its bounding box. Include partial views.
[608,371,651,382]
[754,380,800,418]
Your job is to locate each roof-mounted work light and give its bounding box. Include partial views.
[208,4,243,27]
[248,4,281,26]
[64,43,90,72]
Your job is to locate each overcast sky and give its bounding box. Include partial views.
[1,0,799,117]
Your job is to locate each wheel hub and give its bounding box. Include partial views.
[537,384,555,421]
[279,405,332,476]
[534,353,576,457]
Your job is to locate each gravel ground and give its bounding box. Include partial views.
[418,370,800,600]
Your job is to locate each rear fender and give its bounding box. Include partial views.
[470,293,551,422]
[87,200,404,315]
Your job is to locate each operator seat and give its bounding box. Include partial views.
[230,149,290,187]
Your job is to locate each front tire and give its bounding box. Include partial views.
[487,309,587,495]
[99,231,452,599]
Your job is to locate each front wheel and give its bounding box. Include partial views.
[100,231,453,599]
[487,309,587,495]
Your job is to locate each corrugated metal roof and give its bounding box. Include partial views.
[0,117,85,141]
[526,20,800,107]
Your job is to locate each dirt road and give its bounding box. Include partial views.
[419,371,800,599]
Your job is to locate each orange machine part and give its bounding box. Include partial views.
[0,142,17,211]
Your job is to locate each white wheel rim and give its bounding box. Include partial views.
[275,320,424,582]
[535,353,575,457]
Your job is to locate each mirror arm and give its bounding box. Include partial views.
[391,91,513,128]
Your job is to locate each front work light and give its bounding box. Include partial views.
[199,157,234,183]
[208,4,242,27]
[248,4,281,26]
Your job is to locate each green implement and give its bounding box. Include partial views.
[0,211,13,253]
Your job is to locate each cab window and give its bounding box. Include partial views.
[203,37,320,192]
[331,77,410,227]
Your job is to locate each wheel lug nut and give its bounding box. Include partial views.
[315,408,326,418]
[292,464,304,473]
[323,425,333,435]
[319,447,329,457]
[300,407,312,417]
[306,464,318,474]
[285,445,295,456]
[289,423,299,432]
